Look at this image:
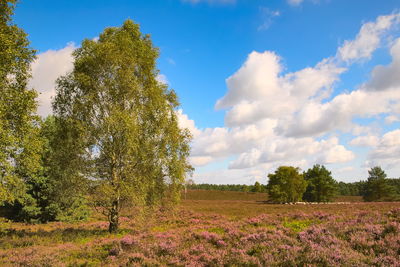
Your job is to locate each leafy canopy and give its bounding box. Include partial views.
[267,166,307,203]
[53,20,192,232]
[0,0,41,205]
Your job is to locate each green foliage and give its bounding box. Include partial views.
[0,0,41,205]
[2,116,90,223]
[266,166,307,203]
[387,179,400,196]
[187,183,266,192]
[207,227,226,235]
[53,20,192,232]
[363,166,396,202]
[337,181,366,196]
[40,116,91,222]
[283,218,315,232]
[0,1,49,223]
[302,164,338,202]
[252,181,263,193]
[52,197,91,222]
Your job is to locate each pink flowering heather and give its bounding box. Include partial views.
[1,200,400,266]
[120,234,136,246]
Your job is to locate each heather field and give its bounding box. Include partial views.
[0,190,399,266]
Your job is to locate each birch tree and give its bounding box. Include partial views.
[53,20,192,232]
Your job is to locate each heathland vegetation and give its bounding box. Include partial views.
[1,191,399,266]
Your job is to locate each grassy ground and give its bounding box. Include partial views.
[0,190,399,266]
[183,189,268,201]
[182,190,383,219]
[183,189,362,202]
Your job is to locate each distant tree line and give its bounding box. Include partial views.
[338,179,400,196]
[187,182,267,193]
[191,165,400,203]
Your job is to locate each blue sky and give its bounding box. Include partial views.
[16,0,400,184]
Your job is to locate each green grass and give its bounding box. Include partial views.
[283,218,317,232]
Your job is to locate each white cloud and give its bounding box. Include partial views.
[378,129,400,146]
[258,7,280,31]
[366,130,400,169]
[229,136,355,169]
[156,73,169,85]
[338,13,400,63]
[217,52,348,131]
[216,51,282,111]
[176,109,201,138]
[277,87,400,137]
[365,37,400,91]
[189,156,214,166]
[318,143,355,164]
[193,168,257,185]
[229,148,262,169]
[349,135,379,147]
[385,115,399,124]
[29,43,76,117]
[336,166,355,174]
[216,53,344,128]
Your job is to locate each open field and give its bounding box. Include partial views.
[0,190,399,266]
[183,189,363,202]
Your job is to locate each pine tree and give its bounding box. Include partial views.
[363,166,395,202]
[303,164,337,202]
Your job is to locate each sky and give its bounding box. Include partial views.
[14,0,400,184]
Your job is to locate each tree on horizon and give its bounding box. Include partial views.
[266,166,307,203]
[303,164,337,202]
[363,166,396,202]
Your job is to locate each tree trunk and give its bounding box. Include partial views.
[109,158,120,233]
[109,200,119,233]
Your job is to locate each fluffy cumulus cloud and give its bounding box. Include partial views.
[367,130,400,169]
[349,135,379,147]
[180,12,400,183]
[216,53,345,129]
[365,38,400,91]
[318,142,355,164]
[229,136,354,169]
[338,13,400,63]
[29,43,76,117]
